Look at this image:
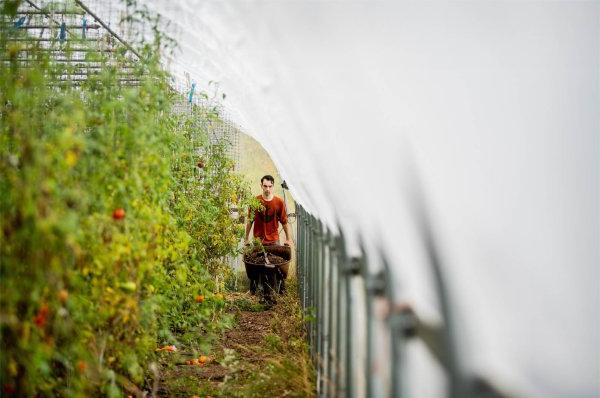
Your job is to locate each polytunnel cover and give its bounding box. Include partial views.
[146,2,598,397]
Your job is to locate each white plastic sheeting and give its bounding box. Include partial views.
[147,2,599,397]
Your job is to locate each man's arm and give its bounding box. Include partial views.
[282,222,293,246]
[245,220,253,244]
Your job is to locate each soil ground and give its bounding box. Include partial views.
[156,288,314,398]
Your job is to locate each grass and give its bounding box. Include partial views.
[157,277,315,398]
[218,280,315,398]
[228,296,266,312]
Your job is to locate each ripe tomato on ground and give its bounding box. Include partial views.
[58,289,69,303]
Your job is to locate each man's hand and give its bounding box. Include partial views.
[284,239,293,246]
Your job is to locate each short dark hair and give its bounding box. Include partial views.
[261,175,275,184]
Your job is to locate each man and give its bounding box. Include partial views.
[244,175,292,302]
[245,175,293,247]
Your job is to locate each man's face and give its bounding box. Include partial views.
[261,180,274,197]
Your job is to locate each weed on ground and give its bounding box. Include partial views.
[157,279,315,397]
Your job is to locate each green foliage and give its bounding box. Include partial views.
[228,297,266,313]
[303,307,317,324]
[243,237,265,257]
[220,282,315,398]
[0,5,253,395]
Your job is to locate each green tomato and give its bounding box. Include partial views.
[118,281,137,292]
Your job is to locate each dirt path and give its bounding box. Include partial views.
[223,310,272,359]
[157,293,274,397]
[157,285,315,398]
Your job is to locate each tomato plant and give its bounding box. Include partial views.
[0,2,254,395]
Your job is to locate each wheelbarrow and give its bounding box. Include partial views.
[243,244,292,297]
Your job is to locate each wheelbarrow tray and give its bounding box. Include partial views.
[243,244,291,278]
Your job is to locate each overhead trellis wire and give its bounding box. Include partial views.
[4,0,143,86]
[4,0,241,170]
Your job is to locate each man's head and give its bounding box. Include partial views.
[260,175,275,199]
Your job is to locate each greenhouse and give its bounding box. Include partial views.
[1,1,598,397]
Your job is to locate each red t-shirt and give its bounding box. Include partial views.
[250,195,288,244]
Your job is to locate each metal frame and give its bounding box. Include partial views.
[4,0,143,86]
[296,204,510,398]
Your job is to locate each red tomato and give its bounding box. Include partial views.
[76,360,87,374]
[58,289,69,303]
[112,208,126,220]
[33,304,49,328]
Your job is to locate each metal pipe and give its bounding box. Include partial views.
[1,60,136,66]
[326,231,335,397]
[344,252,361,398]
[332,245,341,396]
[309,216,314,333]
[418,208,464,398]
[24,0,71,29]
[302,208,307,310]
[313,217,318,362]
[5,38,97,41]
[381,254,406,398]
[9,48,124,52]
[296,206,302,295]
[317,224,323,396]
[73,0,141,59]
[14,24,100,29]
[315,219,322,396]
[320,222,327,396]
[345,263,354,398]
[364,253,374,398]
[16,10,85,15]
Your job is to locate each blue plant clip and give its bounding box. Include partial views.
[59,22,67,43]
[82,16,87,39]
[188,82,196,104]
[14,16,26,28]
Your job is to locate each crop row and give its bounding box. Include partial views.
[0,13,254,395]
